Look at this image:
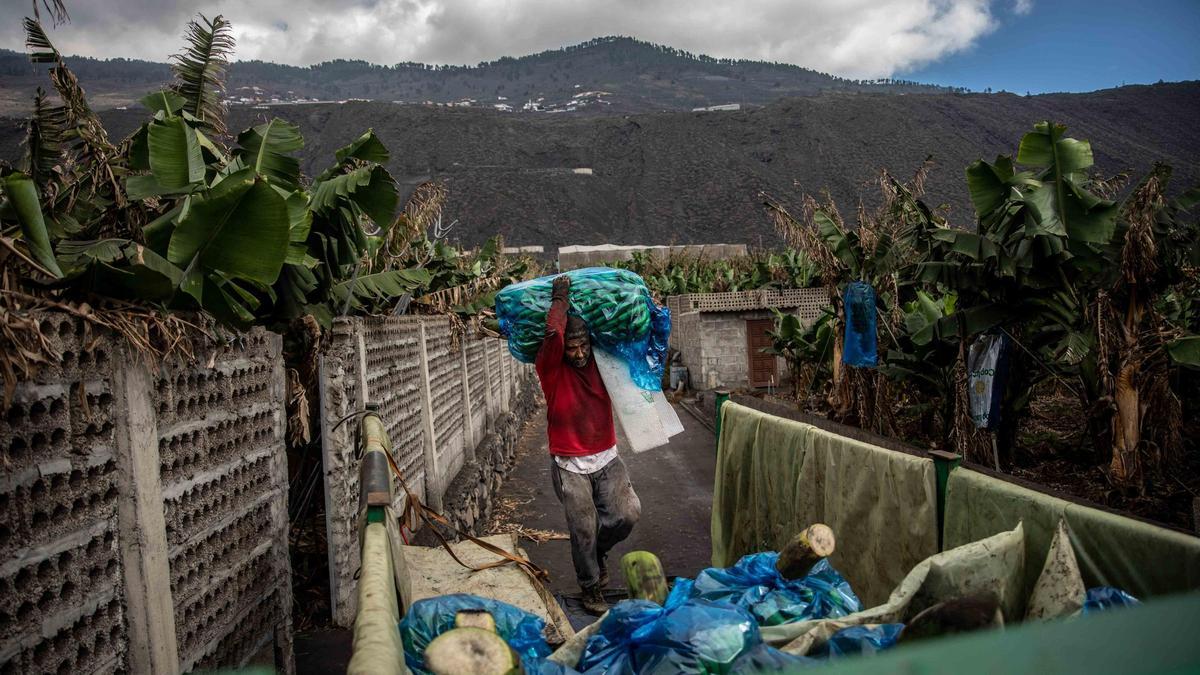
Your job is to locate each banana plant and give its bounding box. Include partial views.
[2,13,473,333]
[879,290,959,441]
[766,307,835,398]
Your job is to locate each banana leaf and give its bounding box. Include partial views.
[55,238,182,300]
[168,168,290,301]
[2,172,63,277]
[330,268,433,311]
[234,119,304,189]
[1168,336,1200,367]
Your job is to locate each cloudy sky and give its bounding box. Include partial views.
[2,0,1197,92]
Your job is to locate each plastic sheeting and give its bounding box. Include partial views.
[760,525,1029,655]
[842,281,878,367]
[551,525,1100,664]
[944,467,1200,604]
[1082,587,1140,614]
[727,644,815,672]
[966,333,1011,430]
[495,267,670,390]
[689,553,861,626]
[399,594,552,674]
[574,584,763,674]
[711,402,938,606]
[809,624,903,658]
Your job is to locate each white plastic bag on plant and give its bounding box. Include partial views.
[967,333,1011,430]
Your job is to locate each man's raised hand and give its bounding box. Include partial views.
[552,275,571,301]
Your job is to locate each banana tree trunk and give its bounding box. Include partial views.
[1109,291,1146,485]
[1110,362,1140,483]
[829,320,852,417]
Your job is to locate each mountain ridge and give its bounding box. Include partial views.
[0,35,964,117]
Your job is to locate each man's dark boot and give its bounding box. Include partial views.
[581,584,609,616]
[597,553,610,588]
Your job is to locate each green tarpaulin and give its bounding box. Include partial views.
[711,402,939,606]
[945,468,1200,604]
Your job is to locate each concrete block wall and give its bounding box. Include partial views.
[1,312,292,675]
[318,316,535,627]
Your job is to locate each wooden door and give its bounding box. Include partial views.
[746,319,777,388]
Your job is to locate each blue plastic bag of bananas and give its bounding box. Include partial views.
[495,267,670,390]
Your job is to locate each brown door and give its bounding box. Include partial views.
[746,319,777,388]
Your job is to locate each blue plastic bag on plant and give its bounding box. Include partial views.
[809,624,904,658]
[842,281,878,368]
[494,267,669,390]
[689,553,862,626]
[1082,587,1140,614]
[399,593,552,674]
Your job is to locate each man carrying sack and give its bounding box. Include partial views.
[535,275,641,615]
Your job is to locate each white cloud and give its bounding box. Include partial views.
[1014,0,1034,16]
[0,0,1007,79]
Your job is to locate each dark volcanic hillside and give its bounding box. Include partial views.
[2,83,1197,248]
[0,36,957,117]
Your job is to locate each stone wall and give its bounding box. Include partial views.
[440,382,537,536]
[1,313,292,675]
[318,316,535,627]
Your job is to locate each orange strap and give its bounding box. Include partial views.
[381,445,549,582]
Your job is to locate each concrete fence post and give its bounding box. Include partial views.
[416,322,443,511]
[355,327,370,407]
[460,341,476,460]
[112,361,181,674]
[483,340,497,429]
[501,350,512,410]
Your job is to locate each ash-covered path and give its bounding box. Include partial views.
[493,401,717,595]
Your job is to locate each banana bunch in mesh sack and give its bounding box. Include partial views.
[495,267,671,390]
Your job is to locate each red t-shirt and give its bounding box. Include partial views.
[535,297,617,456]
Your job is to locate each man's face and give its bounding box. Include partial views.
[565,334,592,368]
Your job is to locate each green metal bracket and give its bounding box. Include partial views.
[714,389,731,453]
[929,449,961,551]
[366,505,386,524]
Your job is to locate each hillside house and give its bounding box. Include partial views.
[667,289,828,390]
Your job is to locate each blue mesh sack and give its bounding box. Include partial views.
[842,281,878,368]
[688,553,862,626]
[1082,587,1140,614]
[810,624,903,658]
[399,594,552,674]
[495,267,670,390]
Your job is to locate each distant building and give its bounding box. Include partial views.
[494,103,513,112]
[691,103,741,112]
[557,243,749,270]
